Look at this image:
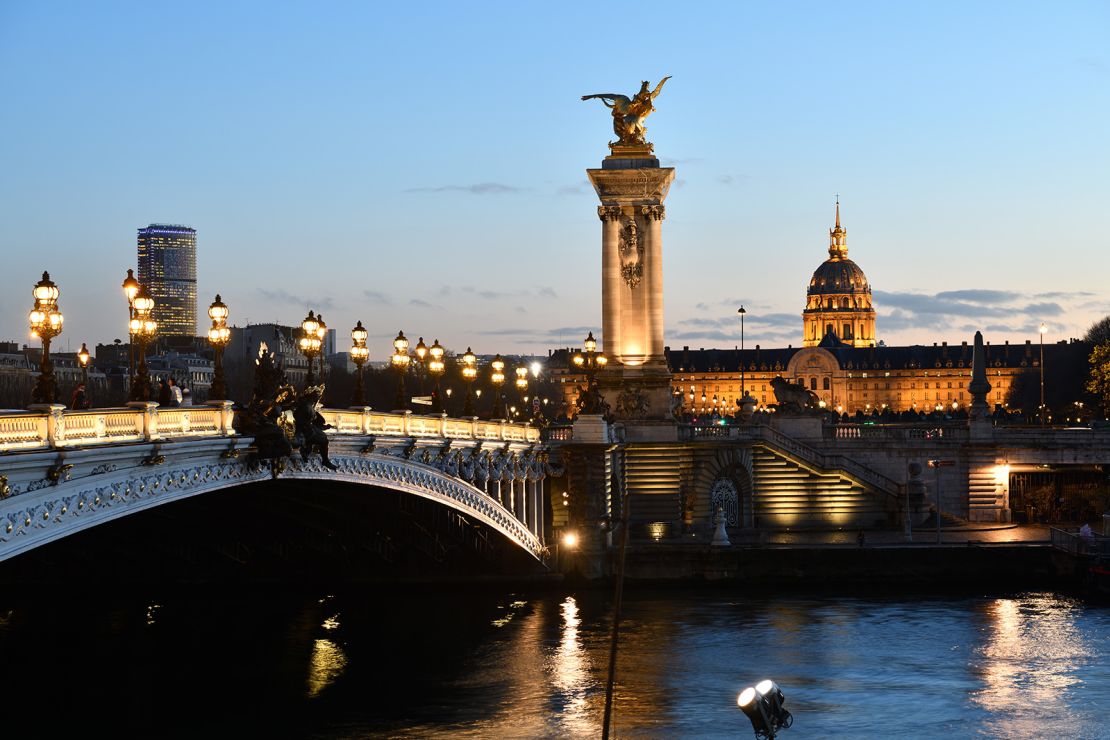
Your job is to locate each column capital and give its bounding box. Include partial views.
[640,204,666,221]
[598,205,623,222]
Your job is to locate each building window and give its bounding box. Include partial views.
[810,377,817,390]
[823,377,830,390]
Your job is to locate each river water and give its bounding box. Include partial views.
[2,588,1108,738]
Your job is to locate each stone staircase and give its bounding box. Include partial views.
[751,446,898,529]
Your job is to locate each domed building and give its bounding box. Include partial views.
[802,201,876,348]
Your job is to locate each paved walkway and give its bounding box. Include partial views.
[712,525,1052,547]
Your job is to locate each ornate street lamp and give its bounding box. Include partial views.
[129,285,157,401]
[299,310,322,386]
[315,314,329,381]
[490,354,506,419]
[207,294,231,401]
[391,330,411,411]
[28,271,63,405]
[427,339,445,413]
[121,268,140,385]
[77,342,90,390]
[350,320,369,406]
[515,365,529,417]
[461,346,477,416]
[571,331,608,415]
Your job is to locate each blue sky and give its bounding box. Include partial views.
[1,1,1107,357]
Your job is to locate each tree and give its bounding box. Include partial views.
[1087,342,1110,418]
[1085,316,1110,345]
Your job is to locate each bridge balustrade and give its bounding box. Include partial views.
[824,423,967,442]
[0,405,539,453]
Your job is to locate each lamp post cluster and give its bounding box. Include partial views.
[391,330,411,411]
[28,272,63,404]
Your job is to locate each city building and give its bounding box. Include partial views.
[226,323,334,388]
[549,203,1081,416]
[137,224,197,339]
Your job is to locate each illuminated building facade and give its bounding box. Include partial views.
[549,202,1082,416]
[137,224,197,338]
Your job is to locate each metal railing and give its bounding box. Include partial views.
[0,404,539,453]
[1049,527,1110,556]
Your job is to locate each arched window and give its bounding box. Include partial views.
[823,377,831,390]
[841,297,849,309]
[826,298,833,309]
[825,323,834,338]
[843,323,852,339]
[810,377,817,390]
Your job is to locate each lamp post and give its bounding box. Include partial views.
[77,342,90,389]
[428,339,445,413]
[391,330,411,411]
[315,314,329,381]
[28,272,63,405]
[121,269,140,387]
[571,331,608,415]
[350,320,369,406]
[128,285,157,401]
[490,354,506,419]
[206,294,231,401]
[414,337,428,396]
[515,365,529,418]
[299,311,322,386]
[1039,321,1047,426]
[461,346,477,416]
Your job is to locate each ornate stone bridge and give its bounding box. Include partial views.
[0,403,551,564]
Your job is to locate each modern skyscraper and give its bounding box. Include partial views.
[137,224,197,338]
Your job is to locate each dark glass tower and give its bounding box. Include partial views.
[137,224,197,338]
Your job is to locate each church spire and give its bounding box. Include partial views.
[828,197,847,259]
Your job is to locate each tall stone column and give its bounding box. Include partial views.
[642,205,666,361]
[600,206,623,358]
[587,155,676,434]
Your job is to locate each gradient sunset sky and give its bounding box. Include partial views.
[2,1,1107,357]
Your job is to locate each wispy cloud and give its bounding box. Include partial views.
[258,289,335,311]
[363,290,391,305]
[404,182,525,195]
[409,298,441,309]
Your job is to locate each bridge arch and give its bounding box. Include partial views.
[0,444,545,565]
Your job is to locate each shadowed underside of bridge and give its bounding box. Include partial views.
[0,477,547,585]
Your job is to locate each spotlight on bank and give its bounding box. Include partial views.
[737,679,792,738]
[562,531,579,549]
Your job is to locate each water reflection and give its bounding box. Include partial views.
[549,596,597,736]
[972,594,1094,738]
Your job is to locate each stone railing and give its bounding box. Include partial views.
[0,405,538,453]
[1050,527,1110,557]
[678,422,903,498]
[824,422,968,442]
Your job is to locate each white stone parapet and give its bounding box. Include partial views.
[0,405,538,453]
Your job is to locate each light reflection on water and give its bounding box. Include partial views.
[1,589,1108,737]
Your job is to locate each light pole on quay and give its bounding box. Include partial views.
[1039,321,1047,426]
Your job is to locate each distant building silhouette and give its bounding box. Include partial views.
[138,224,197,339]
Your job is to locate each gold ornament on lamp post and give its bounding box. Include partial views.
[571,331,608,415]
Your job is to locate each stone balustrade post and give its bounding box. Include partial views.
[470,417,479,440]
[399,410,412,436]
[126,401,161,442]
[28,404,66,448]
[439,413,448,437]
[207,400,235,436]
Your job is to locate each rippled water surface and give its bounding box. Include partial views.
[2,588,1108,738]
